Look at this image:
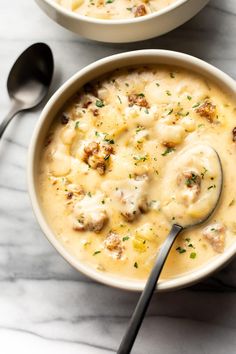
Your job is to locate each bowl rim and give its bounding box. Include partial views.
[28,49,236,292]
[40,0,189,25]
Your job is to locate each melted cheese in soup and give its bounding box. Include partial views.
[55,0,178,20]
[38,65,236,281]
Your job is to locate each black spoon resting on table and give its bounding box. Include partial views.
[118,145,223,354]
[0,43,53,139]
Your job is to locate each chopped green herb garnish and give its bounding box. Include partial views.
[136,126,144,133]
[176,109,189,117]
[166,90,172,96]
[133,154,148,164]
[162,147,175,156]
[122,236,130,241]
[96,99,104,108]
[104,138,115,144]
[176,247,186,254]
[208,185,216,190]
[188,244,195,249]
[156,82,160,87]
[187,95,192,101]
[75,121,80,129]
[192,102,200,108]
[185,173,198,187]
[190,252,197,259]
[93,251,101,256]
[170,72,175,78]
[201,167,208,179]
[134,262,138,268]
[167,108,173,115]
[117,95,122,104]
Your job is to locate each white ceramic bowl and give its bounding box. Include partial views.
[28,50,236,292]
[35,0,209,43]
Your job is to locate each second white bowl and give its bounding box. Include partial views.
[35,0,209,43]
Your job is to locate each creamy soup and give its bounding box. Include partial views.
[55,0,178,20]
[38,65,236,281]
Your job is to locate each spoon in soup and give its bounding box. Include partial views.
[118,144,223,354]
[0,43,54,139]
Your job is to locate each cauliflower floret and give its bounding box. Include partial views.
[49,144,71,177]
[156,122,185,147]
[59,0,84,11]
[73,193,108,232]
[125,104,158,125]
[60,120,76,145]
[180,116,196,132]
[102,174,149,222]
[133,128,149,144]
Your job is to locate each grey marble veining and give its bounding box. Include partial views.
[0,0,236,353]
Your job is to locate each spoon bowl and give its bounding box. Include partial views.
[7,43,53,109]
[0,43,53,139]
[161,144,223,229]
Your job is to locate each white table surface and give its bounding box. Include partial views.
[1,1,236,353]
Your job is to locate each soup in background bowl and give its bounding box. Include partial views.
[35,0,209,42]
[55,0,178,20]
[28,50,236,291]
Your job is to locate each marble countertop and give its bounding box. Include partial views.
[1,1,236,353]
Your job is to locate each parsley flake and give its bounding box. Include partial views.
[162,147,175,156]
[122,236,130,241]
[96,99,104,108]
[93,251,101,256]
[190,252,197,259]
[176,247,186,254]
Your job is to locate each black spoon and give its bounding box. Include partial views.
[118,146,223,354]
[0,43,54,139]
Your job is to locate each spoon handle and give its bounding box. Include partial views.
[0,102,22,139]
[117,224,183,354]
